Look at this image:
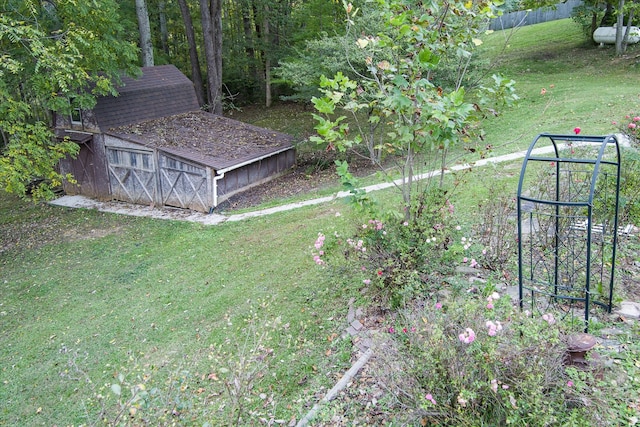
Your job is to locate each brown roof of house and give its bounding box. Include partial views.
[107,111,295,170]
[93,65,199,130]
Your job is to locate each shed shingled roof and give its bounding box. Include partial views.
[92,65,199,130]
[107,111,295,170]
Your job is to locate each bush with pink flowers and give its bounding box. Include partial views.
[365,286,634,425]
[616,113,640,145]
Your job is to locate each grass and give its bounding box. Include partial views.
[0,195,364,425]
[478,19,640,156]
[2,18,640,425]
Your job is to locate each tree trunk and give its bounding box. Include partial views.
[615,0,625,55]
[242,1,257,98]
[178,0,206,107]
[199,0,223,114]
[591,11,598,41]
[622,8,636,52]
[158,1,169,56]
[135,0,154,67]
[263,4,271,107]
[601,2,615,26]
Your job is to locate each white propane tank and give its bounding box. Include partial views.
[593,26,640,45]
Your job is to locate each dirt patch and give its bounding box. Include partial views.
[216,149,385,212]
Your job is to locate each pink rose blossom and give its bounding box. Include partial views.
[459,328,476,344]
[542,313,556,325]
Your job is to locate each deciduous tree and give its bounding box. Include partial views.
[177,0,206,107]
[136,0,155,66]
[0,0,139,199]
[200,0,223,114]
[311,0,518,220]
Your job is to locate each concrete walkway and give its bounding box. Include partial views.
[53,135,631,223]
[51,143,576,223]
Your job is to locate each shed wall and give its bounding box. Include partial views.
[59,134,110,200]
[216,149,295,202]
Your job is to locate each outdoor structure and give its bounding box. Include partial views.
[55,65,296,212]
[517,134,621,331]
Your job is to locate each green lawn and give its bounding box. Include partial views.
[0,196,364,424]
[1,18,640,426]
[479,19,640,155]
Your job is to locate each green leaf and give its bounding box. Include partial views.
[417,49,434,64]
[391,75,409,88]
[311,97,335,115]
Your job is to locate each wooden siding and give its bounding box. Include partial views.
[216,149,295,202]
[58,132,111,199]
[106,146,157,206]
[158,153,210,211]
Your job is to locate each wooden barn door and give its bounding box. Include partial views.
[106,147,157,205]
[61,139,99,197]
[158,153,209,212]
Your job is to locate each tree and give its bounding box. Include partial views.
[311,0,518,220]
[615,0,639,54]
[527,0,640,54]
[0,0,139,199]
[177,0,206,107]
[200,0,223,114]
[136,0,155,67]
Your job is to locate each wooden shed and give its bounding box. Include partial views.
[55,65,296,212]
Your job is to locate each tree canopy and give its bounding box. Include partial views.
[0,0,139,199]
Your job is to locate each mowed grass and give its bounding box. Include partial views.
[0,193,363,425]
[2,18,640,426]
[478,19,640,155]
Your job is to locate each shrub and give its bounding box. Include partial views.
[612,114,640,225]
[369,287,632,426]
[66,305,286,426]
[313,185,489,308]
[473,184,518,273]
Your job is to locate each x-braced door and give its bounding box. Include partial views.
[106,148,157,205]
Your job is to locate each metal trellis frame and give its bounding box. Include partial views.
[517,134,621,331]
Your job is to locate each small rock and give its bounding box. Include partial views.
[599,327,625,336]
[456,266,481,275]
[345,326,358,336]
[504,286,520,303]
[347,306,355,323]
[351,319,363,331]
[616,301,640,319]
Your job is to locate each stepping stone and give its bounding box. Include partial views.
[347,306,355,323]
[616,301,640,319]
